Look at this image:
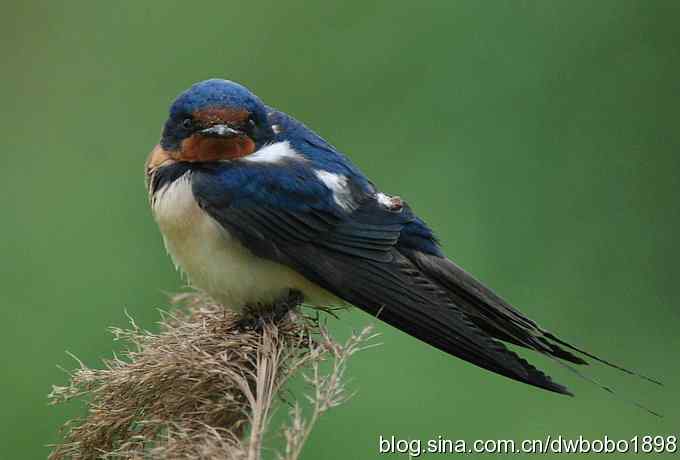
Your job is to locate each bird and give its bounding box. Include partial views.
[146,78,658,398]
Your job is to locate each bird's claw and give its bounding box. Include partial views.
[236,290,304,331]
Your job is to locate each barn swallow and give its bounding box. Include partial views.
[146,79,658,397]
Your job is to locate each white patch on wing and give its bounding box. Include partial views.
[242,140,302,163]
[376,192,393,207]
[375,192,403,212]
[314,170,355,211]
[151,172,341,311]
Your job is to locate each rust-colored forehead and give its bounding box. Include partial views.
[192,107,250,124]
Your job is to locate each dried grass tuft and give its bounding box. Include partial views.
[48,292,376,460]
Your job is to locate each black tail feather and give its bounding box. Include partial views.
[549,356,663,418]
[403,250,662,412]
[544,332,662,386]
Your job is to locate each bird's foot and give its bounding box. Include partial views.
[236,290,304,331]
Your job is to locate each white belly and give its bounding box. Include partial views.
[151,173,341,311]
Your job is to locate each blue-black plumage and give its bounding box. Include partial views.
[145,79,660,400]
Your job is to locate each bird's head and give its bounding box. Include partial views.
[158,79,273,162]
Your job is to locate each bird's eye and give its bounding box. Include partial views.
[182,118,193,129]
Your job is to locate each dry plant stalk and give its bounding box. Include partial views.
[48,293,376,460]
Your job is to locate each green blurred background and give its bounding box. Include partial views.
[1,1,679,458]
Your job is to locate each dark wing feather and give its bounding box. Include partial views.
[193,170,571,394]
[403,250,587,363]
[286,247,571,394]
[403,249,661,386]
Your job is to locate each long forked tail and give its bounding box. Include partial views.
[481,315,664,417]
[543,331,663,386]
[406,250,663,414]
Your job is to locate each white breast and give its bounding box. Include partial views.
[151,173,340,311]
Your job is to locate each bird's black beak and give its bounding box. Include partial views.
[199,124,242,138]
